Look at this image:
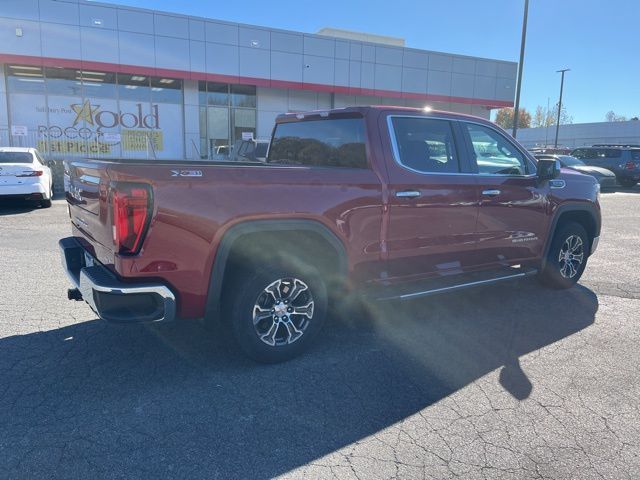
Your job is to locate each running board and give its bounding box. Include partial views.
[367,267,538,302]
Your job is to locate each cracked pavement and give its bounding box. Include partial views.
[0,189,639,479]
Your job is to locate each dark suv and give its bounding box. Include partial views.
[571,145,640,188]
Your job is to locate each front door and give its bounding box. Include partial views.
[383,115,480,281]
[461,121,548,266]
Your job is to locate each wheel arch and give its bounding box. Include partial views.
[542,203,600,269]
[204,219,348,321]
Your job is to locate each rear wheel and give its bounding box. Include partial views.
[226,262,328,363]
[40,183,53,208]
[538,222,589,289]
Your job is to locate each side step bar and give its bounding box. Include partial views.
[369,267,538,302]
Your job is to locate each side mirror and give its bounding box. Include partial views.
[537,159,561,181]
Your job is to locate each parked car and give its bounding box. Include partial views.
[211,145,230,160]
[529,146,573,155]
[229,139,269,162]
[59,106,601,363]
[0,147,54,208]
[534,154,617,190]
[571,145,640,188]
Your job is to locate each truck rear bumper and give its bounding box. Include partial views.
[59,237,176,323]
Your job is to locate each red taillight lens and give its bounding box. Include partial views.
[624,161,636,171]
[112,183,152,255]
[16,170,43,177]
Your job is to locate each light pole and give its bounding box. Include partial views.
[554,68,570,147]
[511,0,529,138]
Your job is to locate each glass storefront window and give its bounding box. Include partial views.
[198,81,207,105]
[6,65,45,93]
[206,82,229,106]
[232,108,256,143]
[150,77,183,104]
[80,71,117,99]
[207,106,230,159]
[5,65,186,160]
[231,84,256,108]
[44,67,83,97]
[117,73,151,102]
[198,81,257,159]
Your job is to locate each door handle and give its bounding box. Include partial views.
[482,189,501,197]
[395,190,421,198]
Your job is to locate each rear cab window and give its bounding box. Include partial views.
[267,115,368,168]
[389,117,460,174]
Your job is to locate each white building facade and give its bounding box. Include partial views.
[0,0,517,160]
[516,121,640,149]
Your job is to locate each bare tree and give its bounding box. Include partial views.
[532,104,572,128]
[605,111,628,122]
[532,105,555,128]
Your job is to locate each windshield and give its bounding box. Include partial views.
[0,152,33,163]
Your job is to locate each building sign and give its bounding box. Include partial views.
[11,125,27,136]
[102,132,121,143]
[9,95,183,159]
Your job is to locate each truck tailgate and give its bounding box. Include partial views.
[66,160,115,265]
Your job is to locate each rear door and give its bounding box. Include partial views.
[382,114,480,280]
[461,121,548,265]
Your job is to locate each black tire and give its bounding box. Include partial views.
[618,177,637,189]
[226,262,328,363]
[40,198,52,208]
[538,222,589,289]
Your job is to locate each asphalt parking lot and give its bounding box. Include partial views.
[1,189,639,479]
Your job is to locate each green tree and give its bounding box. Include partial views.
[493,108,531,130]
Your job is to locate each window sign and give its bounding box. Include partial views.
[5,65,185,159]
[11,125,27,136]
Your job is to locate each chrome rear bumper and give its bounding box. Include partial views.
[59,237,176,323]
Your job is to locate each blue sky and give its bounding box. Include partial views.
[107,0,638,123]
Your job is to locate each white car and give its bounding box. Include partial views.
[0,147,54,208]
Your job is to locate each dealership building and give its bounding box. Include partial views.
[0,0,517,161]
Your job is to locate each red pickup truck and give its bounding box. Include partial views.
[60,106,601,362]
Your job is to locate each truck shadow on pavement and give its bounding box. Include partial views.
[0,280,597,479]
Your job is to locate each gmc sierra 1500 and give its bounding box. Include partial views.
[60,106,601,362]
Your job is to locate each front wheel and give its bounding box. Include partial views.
[538,222,589,289]
[226,263,328,363]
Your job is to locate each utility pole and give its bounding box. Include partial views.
[544,97,550,146]
[511,0,529,138]
[554,68,570,147]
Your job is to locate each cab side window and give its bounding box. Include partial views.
[464,123,527,175]
[390,117,460,174]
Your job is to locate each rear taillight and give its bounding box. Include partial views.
[623,161,636,171]
[111,183,152,255]
[16,170,43,177]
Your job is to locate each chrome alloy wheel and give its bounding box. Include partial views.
[558,235,584,279]
[252,278,315,347]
